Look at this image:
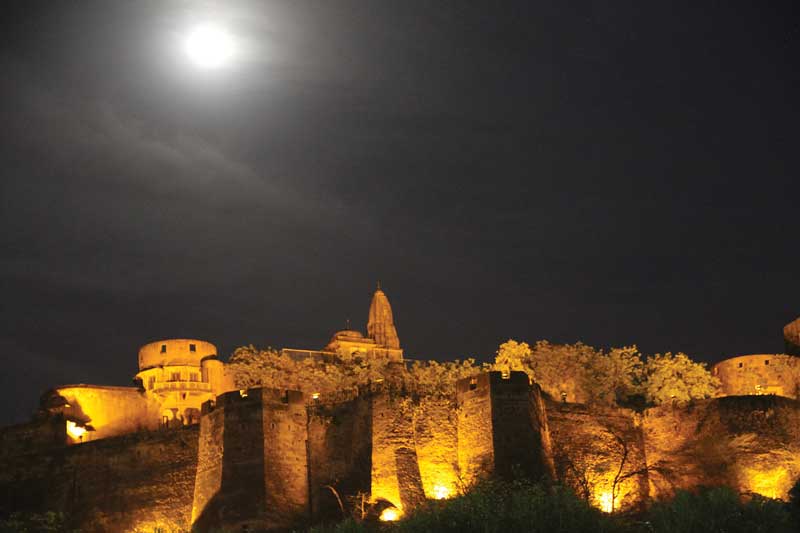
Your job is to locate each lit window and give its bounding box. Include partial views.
[160,344,167,354]
[189,343,196,352]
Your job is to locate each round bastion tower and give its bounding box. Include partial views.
[136,339,229,427]
[712,316,800,399]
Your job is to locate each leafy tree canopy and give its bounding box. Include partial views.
[228,339,719,407]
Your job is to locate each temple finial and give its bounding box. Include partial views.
[376,280,381,291]
[346,318,351,330]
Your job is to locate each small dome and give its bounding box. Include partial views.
[331,330,365,341]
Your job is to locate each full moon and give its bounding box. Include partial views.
[184,25,234,69]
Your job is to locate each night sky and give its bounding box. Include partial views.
[1,2,798,426]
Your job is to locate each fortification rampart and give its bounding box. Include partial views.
[5,370,800,531]
[41,385,160,443]
[546,400,647,512]
[712,354,800,399]
[0,425,199,533]
[191,387,309,532]
[456,372,553,487]
[643,395,800,501]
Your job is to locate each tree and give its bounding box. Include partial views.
[494,340,533,375]
[643,352,720,405]
[227,344,488,398]
[407,359,487,396]
[583,346,644,406]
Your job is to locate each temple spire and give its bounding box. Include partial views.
[367,285,400,349]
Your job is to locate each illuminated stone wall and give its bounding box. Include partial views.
[546,401,648,512]
[5,371,800,530]
[456,374,495,486]
[456,372,554,487]
[413,396,459,500]
[0,416,64,461]
[190,388,310,532]
[643,395,800,501]
[307,389,373,522]
[0,425,199,533]
[713,354,800,399]
[43,385,161,443]
[370,390,425,512]
[190,399,225,527]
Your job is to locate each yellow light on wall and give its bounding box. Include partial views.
[744,466,790,500]
[66,420,86,440]
[598,491,613,513]
[379,507,400,522]
[433,484,450,500]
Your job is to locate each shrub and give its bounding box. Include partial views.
[643,487,795,533]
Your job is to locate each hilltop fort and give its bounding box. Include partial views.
[1,288,799,532]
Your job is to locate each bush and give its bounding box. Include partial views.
[308,480,619,533]
[0,512,74,533]
[396,480,619,533]
[642,487,795,533]
[307,484,798,533]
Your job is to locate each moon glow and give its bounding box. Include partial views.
[184,25,234,69]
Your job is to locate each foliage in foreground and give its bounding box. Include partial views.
[645,487,796,533]
[311,479,618,533]
[0,512,75,533]
[308,482,799,533]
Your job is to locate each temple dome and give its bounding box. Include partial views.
[328,329,366,343]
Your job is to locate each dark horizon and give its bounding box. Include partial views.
[1,1,798,426]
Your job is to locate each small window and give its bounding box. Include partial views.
[189,373,198,382]
[189,343,196,352]
[181,393,187,400]
[765,360,770,366]
[171,372,180,381]
[469,377,478,391]
[160,344,167,354]
[738,362,743,368]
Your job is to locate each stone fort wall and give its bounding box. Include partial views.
[0,423,199,533]
[3,372,800,531]
[643,395,800,501]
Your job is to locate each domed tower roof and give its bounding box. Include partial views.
[367,284,400,349]
[328,329,366,343]
[785,317,800,356]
